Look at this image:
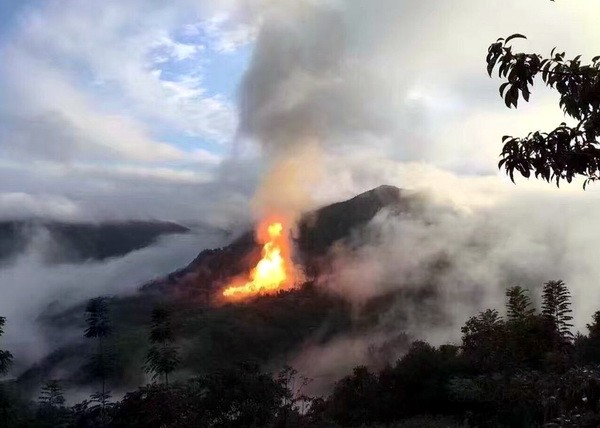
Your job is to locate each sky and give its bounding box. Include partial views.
[0,0,259,225]
[1,0,600,226]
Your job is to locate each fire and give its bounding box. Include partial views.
[222,221,296,299]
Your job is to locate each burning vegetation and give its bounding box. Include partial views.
[222,220,299,299]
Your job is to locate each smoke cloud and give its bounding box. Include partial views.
[237,0,420,219]
[288,176,600,393]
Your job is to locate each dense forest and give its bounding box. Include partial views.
[3,280,600,427]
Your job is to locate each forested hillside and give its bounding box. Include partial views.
[0,220,190,264]
[4,280,600,426]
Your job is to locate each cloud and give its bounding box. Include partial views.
[192,12,258,53]
[288,162,600,390]
[0,158,256,225]
[1,0,237,157]
[0,227,228,370]
[0,193,83,221]
[235,0,600,186]
[0,0,261,224]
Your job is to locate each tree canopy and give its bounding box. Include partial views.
[0,316,13,376]
[487,33,600,187]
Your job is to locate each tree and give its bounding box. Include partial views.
[276,366,313,425]
[574,311,600,364]
[0,317,12,376]
[587,311,600,339]
[541,280,574,343]
[506,286,535,321]
[85,297,112,340]
[111,384,191,427]
[0,316,14,428]
[193,362,288,427]
[326,366,380,426]
[38,380,66,408]
[37,380,70,428]
[461,309,507,371]
[84,297,114,425]
[486,32,600,188]
[144,305,180,386]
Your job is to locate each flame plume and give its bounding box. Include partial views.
[222,221,297,299]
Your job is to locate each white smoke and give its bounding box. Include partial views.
[0,226,227,373]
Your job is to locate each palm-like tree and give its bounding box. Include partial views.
[542,280,574,343]
[144,305,180,386]
[0,317,13,376]
[84,297,114,424]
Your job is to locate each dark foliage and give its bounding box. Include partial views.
[321,342,469,426]
[0,316,13,376]
[316,280,600,427]
[9,280,600,427]
[84,297,115,427]
[506,286,535,321]
[112,363,291,428]
[84,298,112,339]
[144,305,180,385]
[38,380,65,407]
[37,380,70,428]
[487,33,600,188]
[461,309,507,372]
[542,280,574,343]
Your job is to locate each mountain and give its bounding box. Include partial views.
[297,185,407,256]
[16,186,413,394]
[140,185,408,300]
[296,185,409,275]
[0,220,190,264]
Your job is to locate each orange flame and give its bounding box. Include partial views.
[222,221,297,299]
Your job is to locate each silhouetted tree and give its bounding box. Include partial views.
[37,380,70,427]
[487,21,600,187]
[112,363,295,427]
[85,297,112,340]
[111,384,190,427]
[574,310,600,364]
[38,380,65,408]
[503,286,557,369]
[506,286,535,321]
[0,316,13,428]
[193,362,287,427]
[542,280,574,343]
[276,365,313,426]
[327,366,380,425]
[144,305,180,386]
[461,309,507,371]
[0,317,14,428]
[0,316,13,376]
[588,311,600,339]
[84,297,114,425]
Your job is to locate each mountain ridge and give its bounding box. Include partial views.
[16,185,413,395]
[0,219,190,264]
[141,185,407,300]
